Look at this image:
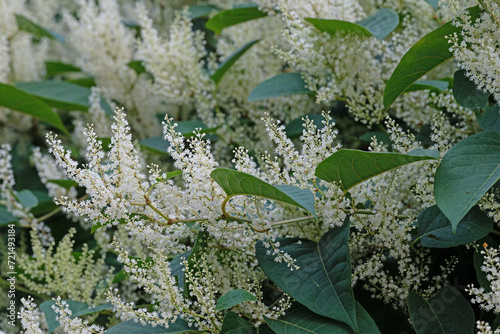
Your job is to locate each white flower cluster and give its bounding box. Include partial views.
[468,244,500,313]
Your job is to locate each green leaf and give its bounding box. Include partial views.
[127,60,147,75]
[15,14,65,42]
[256,222,359,332]
[206,4,268,34]
[473,237,497,293]
[406,80,449,93]
[356,8,399,41]
[354,302,381,334]
[434,131,500,231]
[415,205,493,248]
[0,205,17,227]
[476,105,500,134]
[216,289,257,311]
[188,5,219,19]
[47,179,79,190]
[211,39,259,84]
[17,189,39,208]
[210,168,316,216]
[220,311,255,334]
[170,250,191,291]
[16,81,91,111]
[71,303,112,318]
[425,0,440,10]
[0,83,68,134]
[40,300,89,333]
[112,269,128,284]
[358,132,392,148]
[67,77,96,88]
[315,148,438,192]
[156,170,182,182]
[45,61,81,77]
[184,231,209,297]
[408,286,474,334]
[104,318,204,333]
[285,114,326,138]
[305,18,372,38]
[171,120,218,136]
[453,70,489,109]
[139,136,170,155]
[248,73,311,101]
[383,6,481,108]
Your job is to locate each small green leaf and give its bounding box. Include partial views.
[406,80,449,93]
[112,269,127,284]
[172,120,218,136]
[0,205,17,227]
[434,131,500,231]
[184,231,209,298]
[139,136,170,155]
[356,8,399,41]
[67,77,96,88]
[170,250,191,291]
[476,105,500,134]
[315,148,438,192]
[408,286,474,334]
[216,289,257,311]
[0,83,68,134]
[188,5,219,19]
[40,300,89,333]
[285,114,326,138]
[47,179,79,190]
[220,311,255,334]
[104,318,203,333]
[256,222,359,332]
[211,168,316,216]
[156,170,182,182]
[248,73,311,101]
[206,4,268,34]
[127,60,147,75]
[453,70,489,109]
[383,6,481,108]
[305,18,372,38]
[425,0,440,10]
[211,39,259,84]
[16,81,91,111]
[45,61,81,77]
[359,132,392,148]
[15,14,65,42]
[71,303,112,318]
[415,205,493,248]
[17,189,39,208]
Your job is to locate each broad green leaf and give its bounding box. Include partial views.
[15,14,65,42]
[210,168,316,216]
[426,0,440,10]
[248,73,311,101]
[127,60,147,75]
[45,61,81,77]
[434,131,500,231]
[71,303,112,318]
[188,5,219,19]
[356,8,399,41]
[354,302,381,334]
[206,4,268,34]
[139,136,170,155]
[315,148,438,192]
[408,286,474,334]
[414,205,492,248]
[0,83,68,134]
[0,205,17,227]
[256,222,359,332]
[406,80,449,93]
[383,6,480,108]
[47,179,79,190]
[211,39,259,84]
[285,114,326,138]
[453,70,489,109]
[16,81,91,111]
[40,300,89,333]
[17,189,39,208]
[104,318,203,333]
[476,105,500,134]
[216,289,257,311]
[220,311,255,334]
[264,304,353,334]
[67,77,96,88]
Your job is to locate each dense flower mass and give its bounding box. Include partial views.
[0,0,499,333]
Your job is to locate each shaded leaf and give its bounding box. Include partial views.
[184,231,209,297]
[211,168,316,216]
[476,105,500,134]
[104,318,203,333]
[40,300,89,333]
[15,14,65,41]
[383,6,480,108]
[415,205,492,248]
[71,303,112,318]
[358,132,392,148]
[16,81,91,111]
[408,286,474,334]
[434,131,500,231]
[407,80,449,93]
[356,8,399,41]
[285,114,326,138]
[139,136,170,155]
[305,17,371,38]
[17,189,39,208]
[355,302,381,334]
[473,237,498,293]
[206,4,268,34]
[0,205,17,227]
[256,222,359,332]
[220,311,255,334]
[315,148,438,192]
[211,39,259,84]
[47,179,79,190]
[127,60,147,75]
[170,250,191,291]
[248,73,311,101]
[453,70,489,109]
[156,170,182,182]
[425,0,440,10]
[45,61,81,77]
[188,5,219,19]
[0,83,68,134]
[216,289,257,311]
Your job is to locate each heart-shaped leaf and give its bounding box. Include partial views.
[211,168,316,216]
[315,148,438,192]
[248,73,311,101]
[434,131,500,231]
[216,289,257,311]
[211,39,259,84]
[256,222,358,332]
[206,4,267,34]
[415,205,493,248]
[408,286,474,334]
